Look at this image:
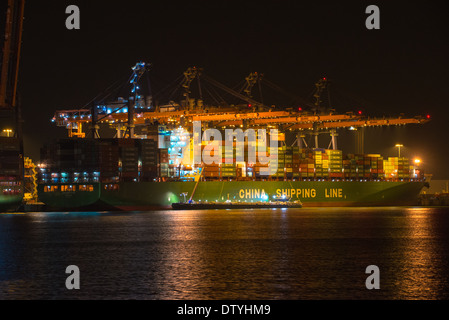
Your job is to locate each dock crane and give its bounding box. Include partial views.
[242,72,264,105]
[50,63,431,153]
[181,66,202,110]
[0,0,25,112]
[126,62,150,138]
[0,0,26,210]
[1,0,25,138]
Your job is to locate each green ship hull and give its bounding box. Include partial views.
[0,194,23,212]
[37,180,426,211]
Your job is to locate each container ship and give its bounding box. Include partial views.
[1,2,431,212]
[35,63,430,211]
[36,137,428,211]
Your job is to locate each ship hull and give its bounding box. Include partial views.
[0,194,23,212]
[37,180,426,211]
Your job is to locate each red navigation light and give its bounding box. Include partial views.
[248,104,252,108]
[298,107,302,111]
[426,114,431,119]
[358,110,362,115]
[323,77,326,80]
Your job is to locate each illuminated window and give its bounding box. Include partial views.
[61,185,75,192]
[103,184,119,191]
[79,185,94,192]
[45,185,59,192]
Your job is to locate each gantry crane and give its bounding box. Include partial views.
[50,64,431,151]
[0,0,26,193]
[23,157,37,202]
[181,66,202,110]
[0,0,25,112]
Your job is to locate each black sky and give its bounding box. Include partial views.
[2,0,449,178]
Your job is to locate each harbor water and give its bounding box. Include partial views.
[1,207,449,300]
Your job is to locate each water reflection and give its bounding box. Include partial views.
[155,210,276,299]
[391,207,445,299]
[0,208,448,299]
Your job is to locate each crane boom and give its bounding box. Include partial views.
[49,63,431,140]
[0,0,25,110]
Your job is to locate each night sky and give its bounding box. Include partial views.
[2,0,449,178]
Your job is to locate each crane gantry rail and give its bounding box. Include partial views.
[53,107,430,133]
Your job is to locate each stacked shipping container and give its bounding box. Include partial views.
[0,137,22,178]
[39,138,421,183]
[0,137,23,196]
[383,157,412,179]
[344,154,385,179]
[40,138,163,183]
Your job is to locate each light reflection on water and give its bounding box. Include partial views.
[392,207,446,299]
[0,207,448,299]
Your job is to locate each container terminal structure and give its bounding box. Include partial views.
[36,63,431,211]
[0,0,25,212]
